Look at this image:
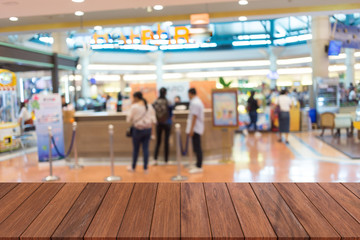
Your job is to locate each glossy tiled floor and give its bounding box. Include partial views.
[1,131,360,182]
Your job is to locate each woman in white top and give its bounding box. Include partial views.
[276,89,292,144]
[127,91,156,173]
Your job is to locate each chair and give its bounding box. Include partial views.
[334,114,352,137]
[320,112,335,136]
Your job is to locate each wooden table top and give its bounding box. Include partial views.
[0,182,359,239]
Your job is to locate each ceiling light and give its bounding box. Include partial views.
[238,16,247,21]
[75,11,84,16]
[72,0,85,2]
[164,21,173,26]
[9,17,18,21]
[153,5,163,10]
[94,26,102,31]
[238,0,248,5]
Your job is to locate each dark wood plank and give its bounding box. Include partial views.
[21,183,87,240]
[117,183,158,239]
[181,183,212,239]
[0,183,64,239]
[150,183,181,239]
[203,183,244,239]
[0,183,17,200]
[85,183,134,240]
[0,183,41,224]
[343,183,360,199]
[251,183,308,240]
[274,183,340,240]
[227,183,277,240]
[320,183,360,224]
[297,183,360,239]
[52,183,110,240]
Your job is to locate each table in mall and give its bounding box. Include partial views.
[0,183,359,239]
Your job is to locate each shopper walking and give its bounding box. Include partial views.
[244,91,260,137]
[276,89,292,144]
[186,88,205,174]
[153,87,173,165]
[127,91,156,173]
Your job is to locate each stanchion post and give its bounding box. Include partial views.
[171,123,188,181]
[42,126,60,182]
[69,122,83,169]
[105,124,121,182]
[187,134,194,168]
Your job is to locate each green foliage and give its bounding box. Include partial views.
[219,77,233,88]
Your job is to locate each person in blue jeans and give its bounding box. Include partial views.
[127,91,156,173]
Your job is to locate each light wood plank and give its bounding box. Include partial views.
[251,183,308,240]
[21,183,87,240]
[227,183,277,240]
[150,183,181,239]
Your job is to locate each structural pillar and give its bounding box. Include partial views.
[345,48,355,88]
[156,50,164,88]
[310,16,330,109]
[52,32,69,55]
[78,49,91,98]
[268,46,278,89]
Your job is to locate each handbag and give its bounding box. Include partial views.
[126,109,148,138]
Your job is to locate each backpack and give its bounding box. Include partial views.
[153,98,169,123]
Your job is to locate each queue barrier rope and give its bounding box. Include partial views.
[179,134,190,156]
[51,128,76,159]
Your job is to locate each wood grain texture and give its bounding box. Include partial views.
[320,183,360,224]
[0,183,17,200]
[0,183,41,224]
[21,183,87,240]
[181,183,212,240]
[274,183,340,240]
[0,183,64,239]
[52,183,110,240]
[227,183,277,240]
[251,183,308,240]
[343,183,360,199]
[297,183,360,239]
[150,183,181,239]
[203,183,244,239]
[117,183,158,239]
[85,183,134,240]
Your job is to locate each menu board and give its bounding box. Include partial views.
[212,89,239,128]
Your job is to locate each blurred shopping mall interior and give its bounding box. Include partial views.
[1,0,360,182]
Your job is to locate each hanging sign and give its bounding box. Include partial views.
[0,69,16,91]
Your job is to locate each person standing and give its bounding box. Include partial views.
[153,87,173,165]
[186,88,205,174]
[127,91,156,173]
[244,91,260,136]
[276,89,292,144]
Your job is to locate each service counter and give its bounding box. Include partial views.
[64,110,233,160]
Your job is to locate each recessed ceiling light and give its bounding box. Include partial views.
[238,0,248,5]
[153,5,163,10]
[72,0,85,2]
[75,11,84,16]
[9,17,18,21]
[164,21,173,26]
[238,16,247,21]
[94,25,102,31]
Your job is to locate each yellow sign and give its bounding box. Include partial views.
[0,69,16,91]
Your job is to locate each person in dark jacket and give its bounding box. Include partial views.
[247,91,259,132]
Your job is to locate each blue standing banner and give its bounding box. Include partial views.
[32,93,65,162]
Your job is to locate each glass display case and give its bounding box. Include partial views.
[316,77,340,114]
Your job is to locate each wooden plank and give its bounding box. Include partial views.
[0,183,64,239]
[251,183,308,240]
[85,183,134,240]
[320,183,360,224]
[21,183,87,240]
[181,183,212,239]
[117,183,158,239]
[0,183,17,200]
[274,183,340,240]
[0,183,41,224]
[343,183,360,199]
[297,183,360,239]
[150,183,181,239]
[227,183,277,240]
[52,183,110,240]
[204,183,244,239]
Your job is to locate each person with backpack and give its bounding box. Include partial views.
[153,87,173,165]
[244,90,261,137]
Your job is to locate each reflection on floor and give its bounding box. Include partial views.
[317,135,360,159]
[1,131,360,182]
